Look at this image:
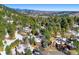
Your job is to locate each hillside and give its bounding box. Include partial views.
[0,4,79,55]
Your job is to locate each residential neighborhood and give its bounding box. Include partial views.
[0,4,79,55]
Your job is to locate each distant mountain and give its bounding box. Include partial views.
[1,4,79,17]
[15,9,58,16]
[15,8,79,16]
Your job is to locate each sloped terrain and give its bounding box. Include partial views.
[0,4,79,55]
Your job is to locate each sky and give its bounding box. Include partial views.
[4,4,79,11]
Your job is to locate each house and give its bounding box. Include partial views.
[68,30,77,36]
[35,36,41,42]
[7,20,13,24]
[73,24,79,28]
[23,27,32,33]
[16,44,26,54]
[12,44,27,55]
[74,32,79,41]
[56,32,61,38]
[35,31,44,43]
[75,36,79,41]
[5,29,10,39]
[56,37,67,45]
[11,48,16,55]
[15,30,24,41]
